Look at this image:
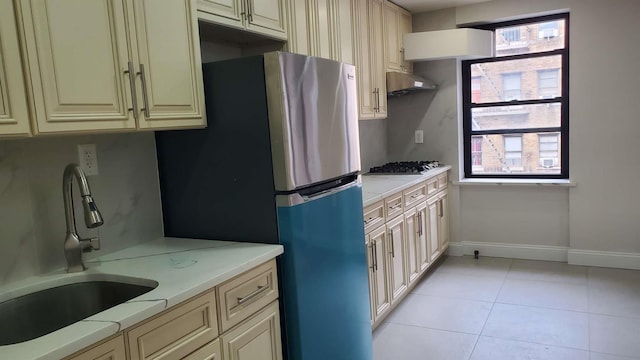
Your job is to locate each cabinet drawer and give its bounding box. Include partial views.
[426,178,438,196]
[437,173,448,190]
[65,334,126,360]
[127,290,219,360]
[384,192,403,220]
[363,201,385,234]
[218,260,279,333]
[403,183,427,209]
[220,301,283,360]
[183,339,222,360]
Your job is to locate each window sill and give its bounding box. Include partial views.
[453,178,576,187]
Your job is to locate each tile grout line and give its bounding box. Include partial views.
[467,257,513,359]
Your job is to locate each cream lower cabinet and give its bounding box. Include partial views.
[17,0,205,135]
[198,0,287,40]
[66,260,281,360]
[363,171,449,328]
[0,0,31,137]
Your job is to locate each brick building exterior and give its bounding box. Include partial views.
[469,19,565,175]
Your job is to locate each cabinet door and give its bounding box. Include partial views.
[399,9,412,73]
[197,0,245,30]
[416,201,430,272]
[284,0,309,55]
[354,0,376,119]
[220,301,283,360]
[369,0,387,118]
[18,0,136,134]
[246,0,287,39]
[335,0,356,65]
[404,207,420,286]
[369,224,390,320]
[130,0,206,130]
[387,215,407,304]
[65,334,126,360]
[383,2,402,72]
[427,196,441,262]
[305,0,333,59]
[439,190,450,252]
[0,0,31,137]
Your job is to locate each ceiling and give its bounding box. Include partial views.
[392,0,493,13]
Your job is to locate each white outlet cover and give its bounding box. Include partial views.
[415,130,424,144]
[77,144,99,176]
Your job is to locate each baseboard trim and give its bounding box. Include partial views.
[568,249,640,270]
[446,241,568,262]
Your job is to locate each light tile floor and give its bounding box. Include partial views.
[373,256,640,360]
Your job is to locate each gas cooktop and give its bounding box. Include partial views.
[368,161,440,174]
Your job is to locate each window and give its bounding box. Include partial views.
[471,77,481,103]
[502,73,521,101]
[462,14,569,179]
[504,136,522,167]
[538,69,559,98]
[500,27,521,42]
[472,136,483,166]
[538,21,559,39]
[539,133,559,167]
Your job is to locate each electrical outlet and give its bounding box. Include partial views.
[77,144,99,176]
[415,130,424,144]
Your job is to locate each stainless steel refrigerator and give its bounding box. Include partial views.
[155,52,373,360]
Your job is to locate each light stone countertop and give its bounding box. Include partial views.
[0,237,283,360]
[361,165,452,207]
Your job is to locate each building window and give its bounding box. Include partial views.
[471,77,481,103]
[504,135,522,167]
[502,73,521,101]
[539,133,559,167]
[538,21,559,39]
[462,13,569,179]
[538,69,559,98]
[500,27,521,42]
[471,136,483,166]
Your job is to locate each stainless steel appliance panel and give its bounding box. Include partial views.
[264,52,360,191]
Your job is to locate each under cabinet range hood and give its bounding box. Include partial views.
[404,28,494,61]
[386,71,437,96]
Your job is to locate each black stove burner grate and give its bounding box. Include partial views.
[369,161,439,174]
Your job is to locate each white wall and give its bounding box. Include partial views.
[391,0,640,266]
[0,133,164,284]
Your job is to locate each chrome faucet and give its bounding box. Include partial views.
[63,163,104,272]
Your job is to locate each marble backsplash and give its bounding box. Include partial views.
[358,118,388,172]
[0,132,163,285]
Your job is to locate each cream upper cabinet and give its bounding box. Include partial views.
[17,0,205,135]
[18,0,136,134]
[383,1,412,73]
[285,0,355,65]
[199,0,286,40]
[129,0,205,130]
[0,0,31,137]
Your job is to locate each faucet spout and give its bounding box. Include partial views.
[63,163,104,272]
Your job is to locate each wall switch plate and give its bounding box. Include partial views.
[415,130,424,144]
[78,144,99,176]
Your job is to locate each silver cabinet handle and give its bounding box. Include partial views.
[439,199,444,218]
[389,203,401,210]
[247,0,253,22]
[240,0,247,20]
[124,62,139,120]
[417,212,421,236]
[373,242,378,271]
[400,47,405,70]
[138,64,150,118]
[389,230,395,257]
[237,284,269,305]
[369,243,375,270]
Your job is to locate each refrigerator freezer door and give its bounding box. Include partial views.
[276,183,372,360]
[264,52,361,192]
